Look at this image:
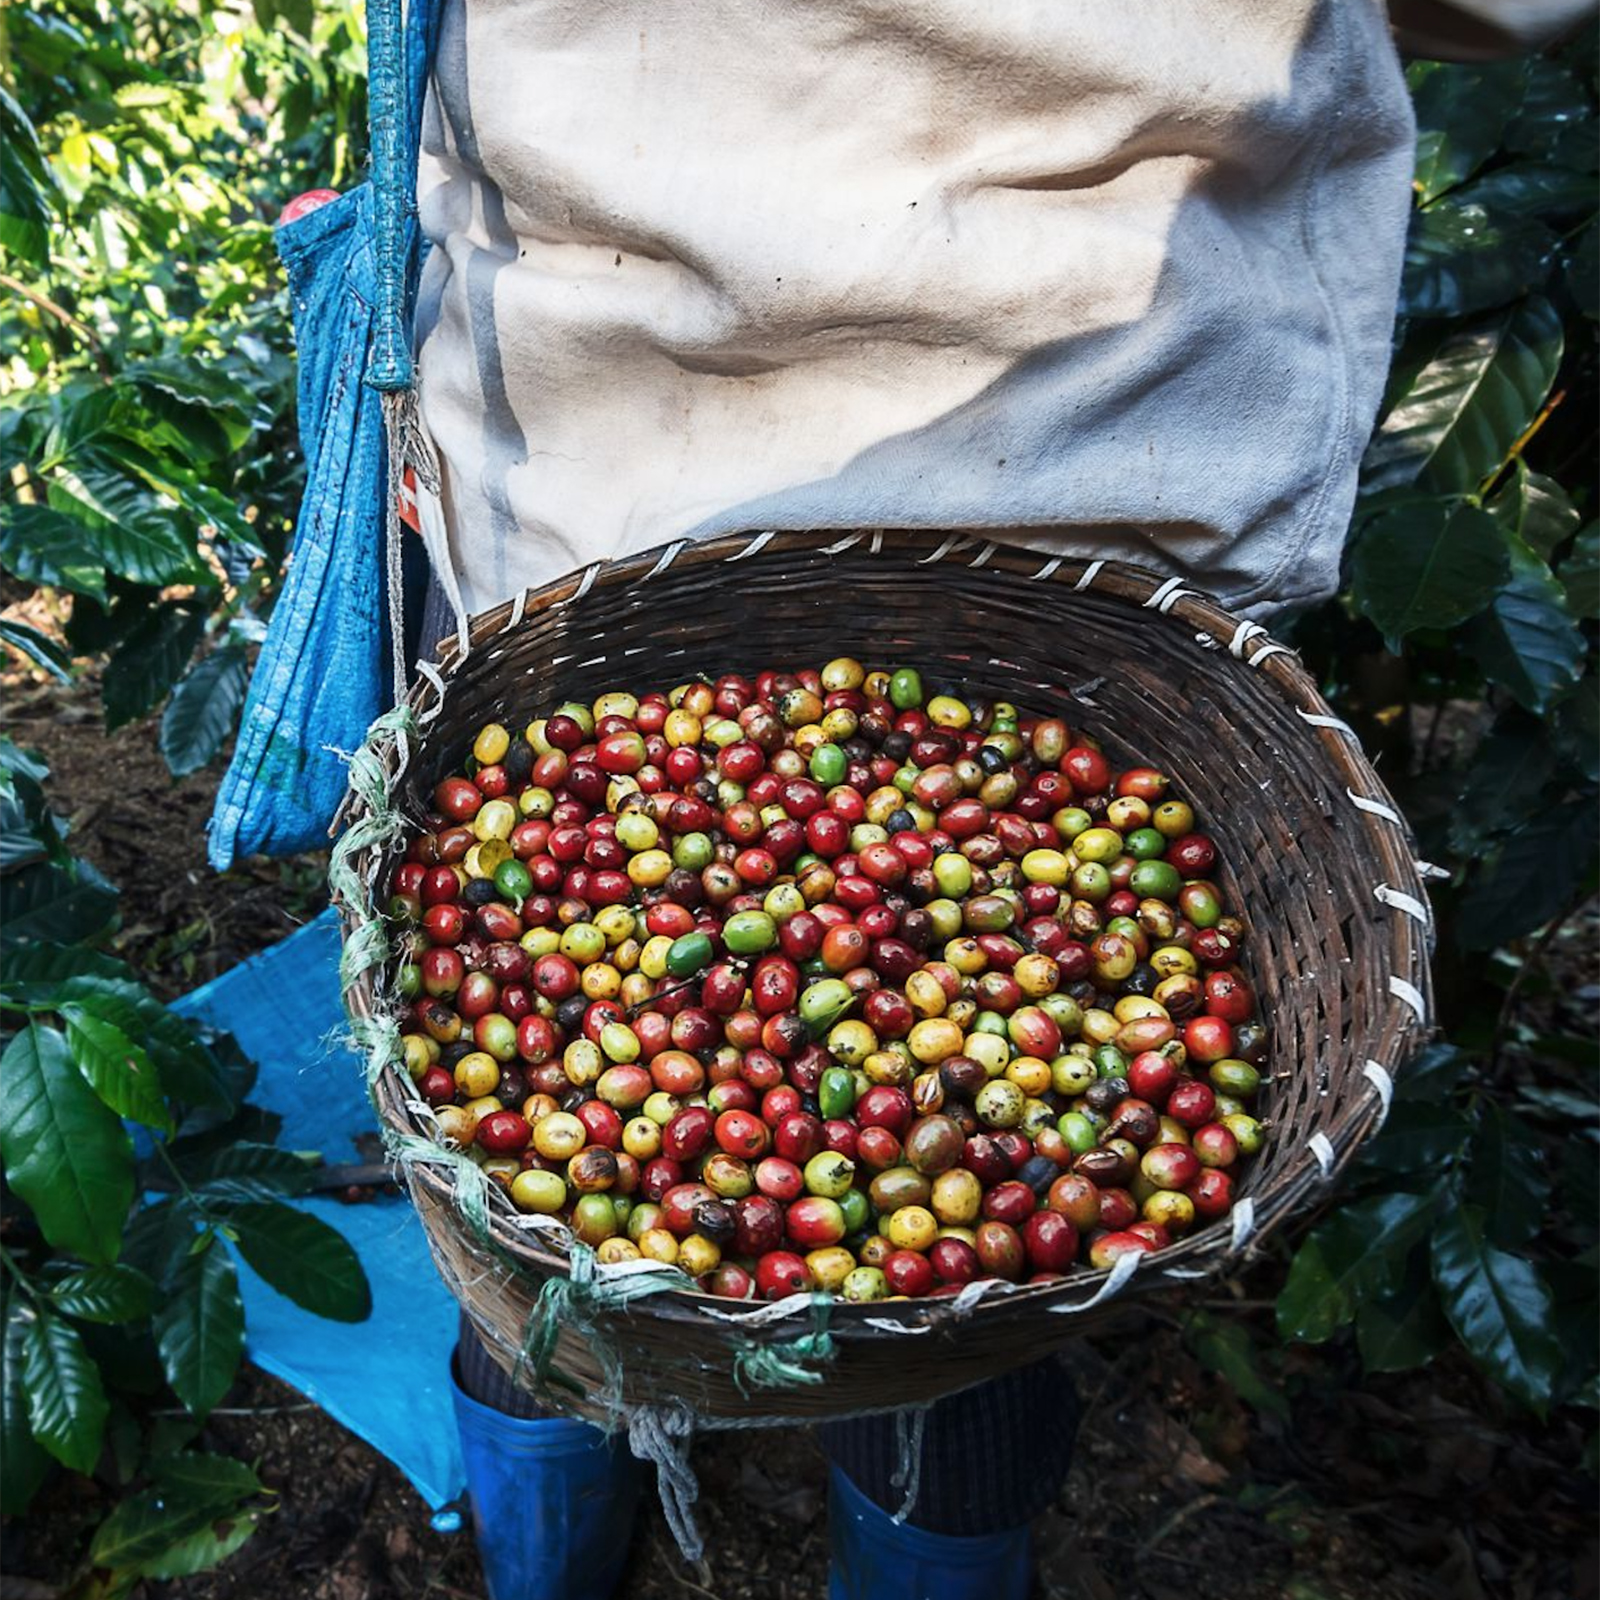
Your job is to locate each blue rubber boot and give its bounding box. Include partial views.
[827,1464,1032,1600]
[450,1366,642,1600]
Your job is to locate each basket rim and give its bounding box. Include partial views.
[335,528,1435,1337]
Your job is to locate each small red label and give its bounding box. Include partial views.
[397,465,421,533]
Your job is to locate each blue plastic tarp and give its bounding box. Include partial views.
[173,910,465,1510]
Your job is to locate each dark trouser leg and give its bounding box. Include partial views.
[817,1353,1079,1534]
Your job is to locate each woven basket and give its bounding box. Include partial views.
[335,529,1433,1425]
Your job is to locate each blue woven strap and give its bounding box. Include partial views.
[366,0,430,392]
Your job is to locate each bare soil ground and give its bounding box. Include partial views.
[2,663,1595,1600]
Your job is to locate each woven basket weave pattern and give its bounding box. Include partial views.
[339,531,1433,1422]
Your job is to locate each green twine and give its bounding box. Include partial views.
[732,1293,837,1394]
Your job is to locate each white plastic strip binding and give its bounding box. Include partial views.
[573,562,602,601]
[869,529,884,554]
[863,1317,934,1336]
[642,540,688,582]
[1308,1131,1337,1177]
[1049,1245,1141,1313]
[949,1278,1016,1318]
[918,533,966,565]
[1346,789,1401,824]
[1144,576,1196,613]
[414,659,447,722]
[1028,556,1062,582]
[967,542,998,569]
[1297,708,1356,737]
[725,529,777,562]
[1229,620,1267,657]
[1388,974,1428,1021]
[1363,1059,1394,1126]
[1374,883,1431,924]
[1229,1196,1257,1251]
[821,533,863,555]
[1414,859,1451,881]
[506,588,527,631]
[1073,559,1104,591]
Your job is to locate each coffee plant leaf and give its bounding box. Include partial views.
[1348,499,1508,646]
[23,1305,109,1475]
[1463,537,1586,712]
[224,1202,371,1323]
[151,1236,243,1420]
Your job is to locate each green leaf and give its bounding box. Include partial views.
[1360,1101,1473,1175]
[59,1003,173,1133]
[0,504,108,600]
[1396,1041,1469,1104]
[1448,163,1600,222]
[181,1141,315,1196]
[49,1264,156,1326]
[44,478,199,589]
[0,941,131,1003]
[1277,1190,1442,1344]
[0,618,72,680]
[1504,59,1595,165]
[1408,59,1528,205]
[2,1300,51,1514]
[1355,1262,1452,1374]
[1431,1205,1564,1412]
[1400,202,1555,320]
[1550,680,1599,784]
[137,1507,260,1579]
[1348,500,1508,646]
[0,87,54,264]
[0,1023,133,1265]
[1185,1312,1289,1418]
[1469,1103,1551,1249]
[1463,538,1586,714]
[226,1203,371,1323]
[0,858,118,948]
[161,646,249,777]
[89,1463,257,1573]
[1362,298,1564,494]
[1447,715,1558,856]
[22,1305,108,1474]
[1568,222,1598,321]
[151,1238,243,1419]
[1458,799,1598,950]
[1558,523,1599,619]
[103,600,208,731]
[1488,461,1582,559]
[122,1199,203,1296]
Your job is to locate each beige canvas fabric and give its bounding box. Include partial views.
[413,0,1419,621]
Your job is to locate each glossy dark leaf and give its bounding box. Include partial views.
[122,1198,203,1295]
[89,1460,257,1573]
[1550,680,1599,784]
[45,468,204,587]
[0,938,127,1003]
[49,1264,156,1326]
[1408,59,1529,204]
[2,1299,50,1514]
[1558,523,1599,619]
[1355,1260,1452,1374]
[1448,715,1558,856]
[1568,221,1598,320]
[137,1509,260,1580]
[0,1023,133,1264]
[22,1305,108,1474]
[0,618,72,681]
[160,646,249,776]
[1469,1102,1551,1249]
[0,858,118,949]
[0,504,107,600]
[103,600,208,731]
[1432,1205,1564,1412]
[1463,538,1586,713]
[225,1203,371,1323]
[59,1003,173,1133]
[1395,1042,1469,1104]
[180,1141,315,1196]
[1348,500,1508,646]
[1449,163,1600,222]
[1400,202,1555,319]
[1504,59,1595,165]
[1360,1101,1473,1175]
[1458,799,1598,950]
[1488,461,1582,558]
[1362,298,1564,494]
[152,1236,243,1419]
[1277,1190,1442,1344]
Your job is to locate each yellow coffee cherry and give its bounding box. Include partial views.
[472,722,511,766]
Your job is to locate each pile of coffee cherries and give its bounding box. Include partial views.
[388,662,1267,1303]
